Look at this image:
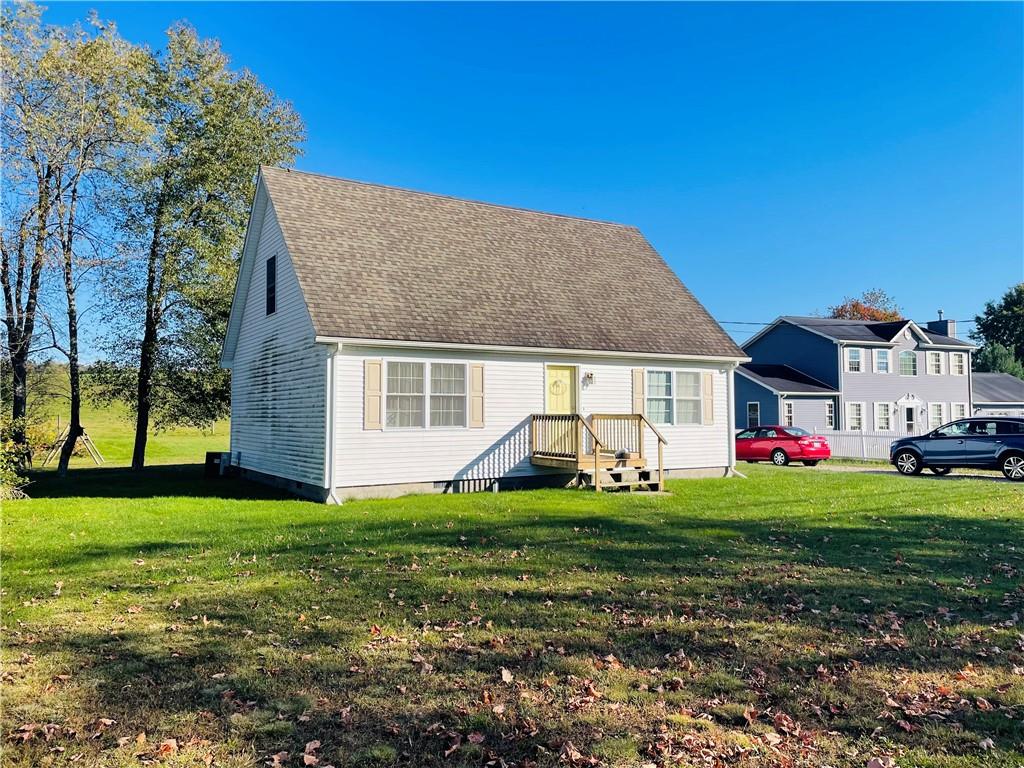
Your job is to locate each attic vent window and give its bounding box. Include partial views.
[266,256,277,315]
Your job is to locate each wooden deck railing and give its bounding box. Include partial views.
[531,413,668,492]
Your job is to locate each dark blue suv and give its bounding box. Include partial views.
[890,417,1024,481]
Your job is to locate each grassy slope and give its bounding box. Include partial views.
[2,466,1023,767]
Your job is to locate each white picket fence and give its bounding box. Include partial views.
[823,430,906,460]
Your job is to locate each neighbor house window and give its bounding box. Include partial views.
[928,403,945,429]
[875,349,890,373]
[746,402,760,428]
[927,351,944,375]
[875,402,892,431]
[825,402,835,429]
[846,402,864,431]
[675,372,702,425]
[265,256,277,315]
[646,371,673,425]
[899,351,917,376]
[951,402,967,420]
[783,401,794,427]
[429,363,467,427]
[386,361,426,427]
[846,348,862,373]
[951,353,966,376]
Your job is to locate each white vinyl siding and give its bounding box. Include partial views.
[875,402,892,431]
[846,348,863,373]
[333,350,733,489]
[927,351,944,375]
[846,402,864,431]
[874,349,890,374]
[228,207,326,486]
[899,351,917,376]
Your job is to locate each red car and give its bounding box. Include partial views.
[736,426,831,466]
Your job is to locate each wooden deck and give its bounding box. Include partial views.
[529,413,666,491]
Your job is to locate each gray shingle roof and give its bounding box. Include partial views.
[973,372,1024,404]
[738,363,838,394]
[779,316,972,347]
[260,167,743,358]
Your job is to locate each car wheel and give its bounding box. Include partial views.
[1001,453,1024,482]
[802,460,820,467]
[929,467,951,476]
[894,450,922,476]
[770,449,789,467]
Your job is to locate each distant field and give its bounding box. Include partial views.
[26,368,228,469]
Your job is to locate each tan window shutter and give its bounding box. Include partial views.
[364,359,383,430]
[632,368,645,415]
[469,363,484,428]
[702,371,715,425]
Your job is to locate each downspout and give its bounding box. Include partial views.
[324,344,342,504]
[725,363,746,478]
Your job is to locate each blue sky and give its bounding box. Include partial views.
[46,1,1023,345]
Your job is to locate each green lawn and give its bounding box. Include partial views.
[3,466,1022,767]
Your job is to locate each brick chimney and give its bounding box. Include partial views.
[926,309,956,340]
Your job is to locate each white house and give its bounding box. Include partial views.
[220,167,748,502]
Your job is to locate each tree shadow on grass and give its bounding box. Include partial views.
[23,463,297,501]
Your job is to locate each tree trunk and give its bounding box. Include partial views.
[8,346,32,468]
[131,203,166,471]
[131,310,159,470]
[56,264,82,477]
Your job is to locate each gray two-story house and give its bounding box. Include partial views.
[736,315,974,433]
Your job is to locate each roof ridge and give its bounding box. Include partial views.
[260,165,637,230]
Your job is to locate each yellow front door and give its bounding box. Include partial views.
[545,365,577,414]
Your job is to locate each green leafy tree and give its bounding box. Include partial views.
[972,283,1024,364]
[1,4,145,474]
[103,25,303,469]
[973,341,1024,378]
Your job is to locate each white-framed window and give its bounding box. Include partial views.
[430,362,468,427]
[899,350,917,376]
[875,402,892,431]
[385,361,467,429]
[825,401,835,429]
[927,351,944,375]
[746,401,760,428]
[783,401,794,427]
[951,353,966,376]
[647,370,702,425]
[646,370,673,425]
[675,371,702,425]
[928,402,945,430]
[875,349,890,374]
[846,402,864,431]
[845,347,863,373]
[951,402,967,420]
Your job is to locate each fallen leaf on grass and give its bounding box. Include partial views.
[500,667,513,684]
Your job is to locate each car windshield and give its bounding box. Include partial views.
[784,427,810,436]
